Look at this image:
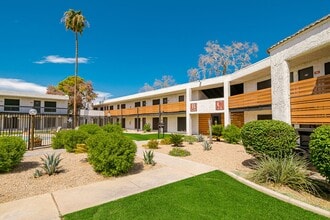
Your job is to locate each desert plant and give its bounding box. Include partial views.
[79,124,102,135]
[160,137,171,145]
[33,169,43,178]
[146,139,159,149]
[202,141,212,151]
[33,135,43,147]
[40,153,63,176]
[212,124,223,141]
[143,123,151,132]
[250,155,316,193]
[0,136,26,172]
[75,144,88,153]
[169,148,191,157]
[241,120,297,158]
[183,135,197,144]
[170,133,184,147]
[87,132,137,176]
[309,125,330,181]
[143,150,155,165]
[197,134,204,142]
[102,124,123,134]
[222,124,241,144]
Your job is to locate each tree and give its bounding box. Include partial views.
[62,9,88,126]
[139,75,176,92]
[47,76,97,112]
[188,41,258,81]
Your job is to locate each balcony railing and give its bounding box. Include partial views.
[0,105,68,115]
[229,88,271,109]
[106,102,186,117]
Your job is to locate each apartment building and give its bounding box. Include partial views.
[94,15,330,146]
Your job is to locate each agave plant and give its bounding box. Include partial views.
[202,141,212,151]
[40,153,63,175]
[143,150,155,166]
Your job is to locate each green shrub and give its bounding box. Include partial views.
[65,130,89,153]
[0,136,26,172]
[212,124,223,140]
[87,133,137,176]
[160,137,171,145]
[143,150,155,165]
[75,144,88,153]
[169,148,191,157]
[223,124,241,144]
[202,141,212,151]
[51,130,67,149]
[143,123,151,132]
[241,120,297,158]
[183,135,197,144]
[309,125,330,181]
[78,124,102,135]
[170,134,184,147]
[40,153,63,176]
[102,124,123,134]
[146,139,159,149]
[250,155,316,193]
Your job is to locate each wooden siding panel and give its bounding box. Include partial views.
[199,114,211,135]
[230,112,244,128]
[229,88,271,109]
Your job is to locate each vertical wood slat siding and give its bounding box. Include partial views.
[199,114,211,135]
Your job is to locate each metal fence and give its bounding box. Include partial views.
[0,113,111,149]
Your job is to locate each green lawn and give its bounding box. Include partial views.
[123,133,170,141]
[64,170,326,220]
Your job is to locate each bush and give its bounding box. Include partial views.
[143,123,151,132]
[78,124,102,135]
[160,137,171,145]
[169,148,191,157]
[170,134,184,147]
[241,120,297,158]
[102,124,123,134]
[0,136,26,172]
[87,133,137,176]
[212,125,223,140]
[250,155,316,193]
[309,125,330,181]
[75,144,88,153]
[222,124,241,144]
[146,139,159,149]
[183,135,197,144]
[52,130,89,153]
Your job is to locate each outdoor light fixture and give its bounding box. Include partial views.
[28,108,37,150]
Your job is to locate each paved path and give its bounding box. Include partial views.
[0,144,216,220]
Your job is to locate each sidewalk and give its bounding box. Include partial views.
[0,144,216,220]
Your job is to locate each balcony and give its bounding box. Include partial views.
[229,88,271,109]
[107,102,186,117]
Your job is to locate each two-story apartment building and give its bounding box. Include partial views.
[94,15,330,147]
[0,91,69,130]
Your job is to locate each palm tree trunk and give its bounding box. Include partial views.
[74,32,78,127]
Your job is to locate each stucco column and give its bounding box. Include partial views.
[186,87,192,135]
[271,59,291,124]
[223,80,231,126]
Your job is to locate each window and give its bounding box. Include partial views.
[178,95,184,102]
[230,83,244,96]
[290,72,294,83]
[325,62,330,75]
[121,104,126,109]
[44,101,56,112]
[142,101,146,106]
[298,66,313,81]
[135,102,141,107]
[4,99,20,111]
[117,104,120,109]
[33,100,41,113]
[257,79,271,90]
[257,114,272,120]
[152,99,160,105]
[110,105,114,110]
[163,98,168,104]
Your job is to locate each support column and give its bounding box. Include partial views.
[186,87,192,135]
[271,59,291,124]
[223,80,231,126]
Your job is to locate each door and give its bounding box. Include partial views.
[121,118,125,128]
[134,118,141,129]
[152,118,159,130]
[177,117,186,131]
[163,117,168,132]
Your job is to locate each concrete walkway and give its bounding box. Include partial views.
[0,144,216,220]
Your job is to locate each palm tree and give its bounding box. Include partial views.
[62,9,88,127]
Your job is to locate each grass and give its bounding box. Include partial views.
[64,170,326,220]
[123,133,170,141]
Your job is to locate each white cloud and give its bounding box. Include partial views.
[93,91,113,104]
[0,78,47,94]
[34,55,89,64]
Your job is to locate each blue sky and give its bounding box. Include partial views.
[0,0,329,102]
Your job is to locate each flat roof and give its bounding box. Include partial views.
[0,90,69,101]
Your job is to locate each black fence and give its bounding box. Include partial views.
[0,113,111,149]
